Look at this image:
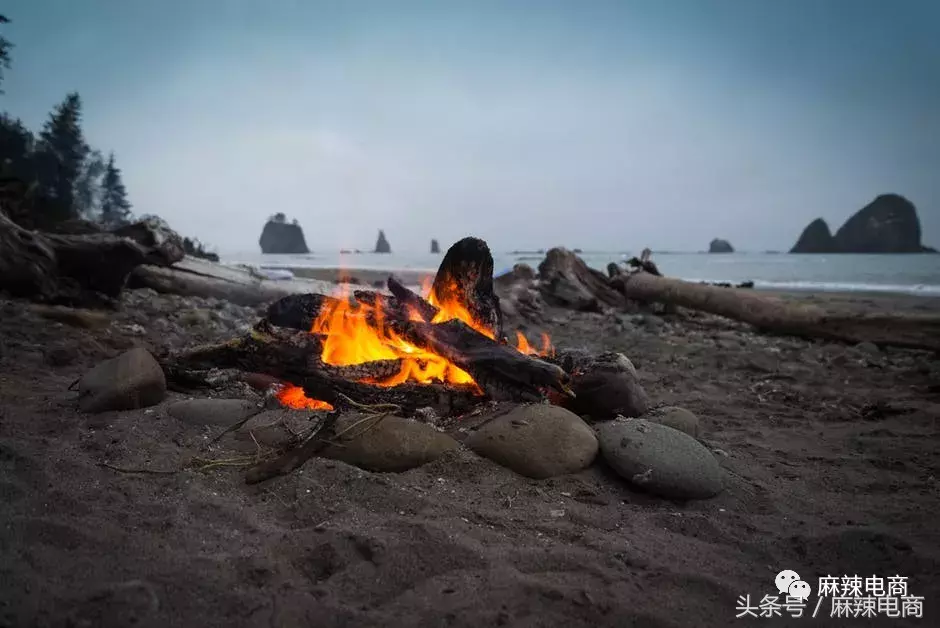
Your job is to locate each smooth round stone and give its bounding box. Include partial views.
[562,352,651,421]
[645,406,700,438]
[77,348,167,413]
[596,418,724,500]
[167,398,258,427]
[321,414,459,473]
[467,404,598,479]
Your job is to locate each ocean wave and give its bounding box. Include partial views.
[685,278,940,296]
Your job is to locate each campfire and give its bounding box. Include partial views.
[168,237,573,423]
[275,274,556,412]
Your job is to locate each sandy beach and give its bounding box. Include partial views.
[1,278,938,628]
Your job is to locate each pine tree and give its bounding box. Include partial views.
[35,92,89,224]
[99,151,132,227]
[74,149,105,218]
[0,15,12,93]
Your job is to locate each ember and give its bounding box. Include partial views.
[276,383,334,411]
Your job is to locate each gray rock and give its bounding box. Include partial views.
[78,348,166,413]
[167,398,258,427]
[596,418,724,500]
[645,406,700,438]
[562,352,651,420]
[467,404,598,479]
[321,414,458,472]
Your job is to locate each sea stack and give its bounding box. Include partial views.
[790,194,935,253]
[790,218,835,253]
[431,239,441,254]
[374,230,391,254]
[708,239,734,253]
[259,213,309,254]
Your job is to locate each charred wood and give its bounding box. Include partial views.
[163,321,484,414]
[432,237,504,339]
[393,318,572,401]
[387,275,439,322]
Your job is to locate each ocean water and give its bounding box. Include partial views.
[222,250,940,297]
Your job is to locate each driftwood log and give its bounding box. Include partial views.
[612,271,940,353]
[0,208,184,308]
[130,257,337,308]
[538,247,627,312]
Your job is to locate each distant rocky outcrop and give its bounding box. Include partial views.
[790,218,835,253]
[431,239,440,254]
[708,238,734,253]
[790,194,934,254]
[374,230,391,254]
[259,213,309,254]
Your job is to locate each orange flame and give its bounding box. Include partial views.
[276,275,554,410]
[515,331,555,358]
[276,383,334,411]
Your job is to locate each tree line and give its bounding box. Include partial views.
[0,14,217,261]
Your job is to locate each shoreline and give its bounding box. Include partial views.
[246,263,940,303]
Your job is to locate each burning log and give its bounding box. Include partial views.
[392,318,571,401]
[387,275,439,323]
[265,292,345,331]
[431,237,504,339]
[0,208,184,308]
[165,321,483,415]
[612,271,940,353]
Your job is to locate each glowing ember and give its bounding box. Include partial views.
[276,383,334,411]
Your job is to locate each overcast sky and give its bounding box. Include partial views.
[3,0,938,254]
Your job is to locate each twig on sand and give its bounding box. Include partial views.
[97,462,180,475]
[208,406,267,444]
[244,411,341,485]
[336,392,402,415]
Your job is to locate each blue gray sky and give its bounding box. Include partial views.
[2,0,938,254]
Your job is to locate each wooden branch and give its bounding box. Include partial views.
[297,372,481,415]
[245,411,340,484]
[612,271,940,352]
[0,209,184,308]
